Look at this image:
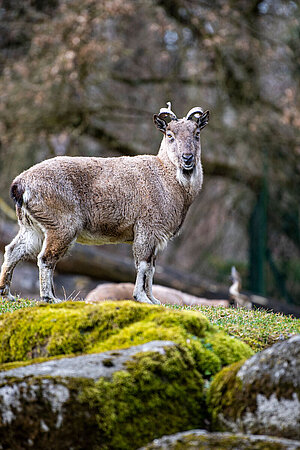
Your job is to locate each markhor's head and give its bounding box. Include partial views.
[153,102,209,174]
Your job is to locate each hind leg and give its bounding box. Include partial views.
[0,227,42,301]
[37,231,75,303]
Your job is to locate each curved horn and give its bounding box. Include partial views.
[158,101,177,121]
[185,107,204,121]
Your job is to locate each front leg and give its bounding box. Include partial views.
[144,257,161,305]
[133,261,153,304]
[133,233,161,305]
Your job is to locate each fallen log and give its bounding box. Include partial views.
[85,282,229,307]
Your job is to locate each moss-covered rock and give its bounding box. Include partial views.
[0,302,252,449]
[0,342,206,449]
[207,335,300,440]
[0,301,253,379]
[0,301,254,448]
[141,429,300,449]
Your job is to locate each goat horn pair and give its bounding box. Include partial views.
[158,102,177,121]
[157,103,204,121]
[185,107,204,121]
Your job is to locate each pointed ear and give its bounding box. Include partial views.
[197,110,209,130]
[153,114,167,133]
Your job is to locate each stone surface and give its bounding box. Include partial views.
[208,335,300,440]
[0,340,175,381]
[140,429,300,449]
[85,282,229,307]
[0,340,206,449]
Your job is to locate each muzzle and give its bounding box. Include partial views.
[182,153,194,169]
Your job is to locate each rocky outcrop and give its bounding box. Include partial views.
[207,335,300,440]
[0,301,253,449]
[0,341,209,449]
[140,430,300,449]
[85,282,229,307]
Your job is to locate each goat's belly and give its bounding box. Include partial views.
[76,229,134,246]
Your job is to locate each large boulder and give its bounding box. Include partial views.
[207,335,300,440]
[140,430,300,449]
[0,301,253,448]
[0,341,207,449]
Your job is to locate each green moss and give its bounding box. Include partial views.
[0,346,206,450]
[78,346,206,449]
[3,298,300,354]
[0,301,252,381]
[0,301,256,448]
[206,360,247,430]
[166,304,300,352]
[204,332,253,366]
[0,301,156,363]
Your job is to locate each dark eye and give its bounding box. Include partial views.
[166,132,174,142]
[195,131,200,140]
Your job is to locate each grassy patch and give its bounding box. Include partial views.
[165,304,300,352]
[0,297,36,314]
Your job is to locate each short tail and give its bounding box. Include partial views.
[10,181,24,208]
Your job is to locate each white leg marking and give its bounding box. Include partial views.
[133,261,152,304]
[144,264,161,305]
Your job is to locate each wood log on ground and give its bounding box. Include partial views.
[85,282,230,307]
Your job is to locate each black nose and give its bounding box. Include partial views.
[182,154,194,164]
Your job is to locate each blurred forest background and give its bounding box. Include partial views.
[0,0,299,305]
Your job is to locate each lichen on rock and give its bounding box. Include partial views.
[140,429,300,449]
[0,342,205,449]
[207,335,300,440]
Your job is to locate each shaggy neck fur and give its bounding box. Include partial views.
[158,144,203,198]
